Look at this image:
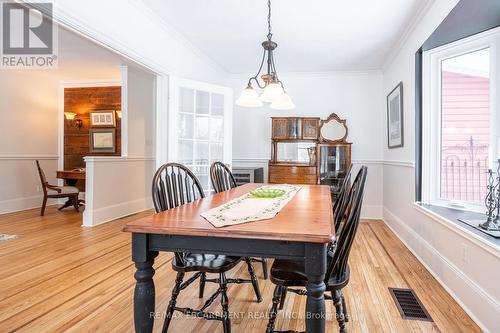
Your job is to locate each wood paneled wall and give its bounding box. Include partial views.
[64,86,121,173]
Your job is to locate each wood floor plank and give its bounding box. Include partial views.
[0,207,481,333]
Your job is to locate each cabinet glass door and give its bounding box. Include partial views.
[318,145,349,195]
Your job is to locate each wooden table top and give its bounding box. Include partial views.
[56,170,86,179]
[123,183,334,243]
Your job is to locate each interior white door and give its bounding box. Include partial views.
[168,77,233,193]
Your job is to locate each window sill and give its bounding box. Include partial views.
[413,202,500,258]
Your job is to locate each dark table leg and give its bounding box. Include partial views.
[132,233,158,333]
[305,243,327,333]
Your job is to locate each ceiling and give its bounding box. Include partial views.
[142,0,427,73]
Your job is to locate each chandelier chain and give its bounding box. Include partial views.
[267,0,272,40]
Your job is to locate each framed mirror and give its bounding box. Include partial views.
[319,113,348,143]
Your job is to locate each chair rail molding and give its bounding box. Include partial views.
[0,155,59,160]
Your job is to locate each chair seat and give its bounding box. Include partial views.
[270,258,350,290]
[47,186,79,195]
[172,253,242,273]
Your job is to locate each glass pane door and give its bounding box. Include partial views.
[171,78,232,194]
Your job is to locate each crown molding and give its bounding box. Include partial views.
[382,0,436,70]
[128,0,228,77]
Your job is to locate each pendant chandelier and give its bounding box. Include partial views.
[235,0,295,110]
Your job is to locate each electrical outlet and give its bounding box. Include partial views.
[461,243,469,263]
[36,185,42,192]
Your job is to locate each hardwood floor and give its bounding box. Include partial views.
[0,206,480,333]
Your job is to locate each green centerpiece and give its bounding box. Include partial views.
[249,188,286,198]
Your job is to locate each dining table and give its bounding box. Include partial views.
[123,183,335,333]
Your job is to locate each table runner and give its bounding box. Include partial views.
[201,184,301,228]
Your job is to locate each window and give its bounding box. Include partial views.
[422,28,499,212]
[168,78,233,193]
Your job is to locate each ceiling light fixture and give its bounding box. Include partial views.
[236,0,295,110]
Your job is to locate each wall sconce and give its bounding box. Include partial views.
[64,112,83,129]
[116,110,122,119]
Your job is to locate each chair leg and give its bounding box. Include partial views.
[261,258,269,280]
[73,195,80,212]
[244,258,262,303]
[41,196,47,216]
[266,285,282,333]
[162,272,184,333]
[219,272,231,333]
[278,287,287,310]
[333,290,347,333]
[341,290,349,322]
[199,272,206,298]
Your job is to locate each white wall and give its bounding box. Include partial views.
[83,65,157,226]
[230,71,384,218]
[0,70,120,214]
[382,0,500,331]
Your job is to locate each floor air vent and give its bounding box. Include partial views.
[389,288,432,321]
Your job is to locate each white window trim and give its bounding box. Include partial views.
[167,76,233,167]
[422,27,500,213]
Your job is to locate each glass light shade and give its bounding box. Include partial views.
[64,112,76,120]
[260,82,284,103]
[116,110,122,119]
[236,87,263,107]
[270,92,295,110]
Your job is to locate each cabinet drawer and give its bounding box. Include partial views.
[268,165,317,184]
[269,165,316,175]
[269,174,317,185]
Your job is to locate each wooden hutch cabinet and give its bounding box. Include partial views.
[269,114,352,197]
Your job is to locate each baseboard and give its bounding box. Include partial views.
[82,197,152,227]
[0,195,58,215]
[383,207,498,333]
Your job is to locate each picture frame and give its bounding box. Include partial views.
[90,110,116,127]
[387,82,404,149]
[89,128,116,153]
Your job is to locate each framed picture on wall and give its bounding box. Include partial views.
[90,110,116,127]
[89,128,116,153]
[387,82,404,148]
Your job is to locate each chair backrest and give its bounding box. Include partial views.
[325,166,367,284]
[332,164,353,233]
[210,161,237,193]
[152,163,206,267]
[152,163,205,213]
[35,160,48,193]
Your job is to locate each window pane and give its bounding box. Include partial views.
[195,116,209,140]
[440,48,490,202]
[179,140,193,165]
[192,165,209,191]
[194,142,209,165]
[178,114,193,139]
[196,90,210,114]
[210,117,224,141]
[211,143,223,162]
[211,93,224,116]
[179,88,194,113]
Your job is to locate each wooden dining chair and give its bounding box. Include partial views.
[265,166,368,333]
[210,161,269,280]
[333,164,353,234]
[152,163,262,333]
[36,160,80,216]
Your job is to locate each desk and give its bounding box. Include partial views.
[124,183,334,333]
[56,169,86,208]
